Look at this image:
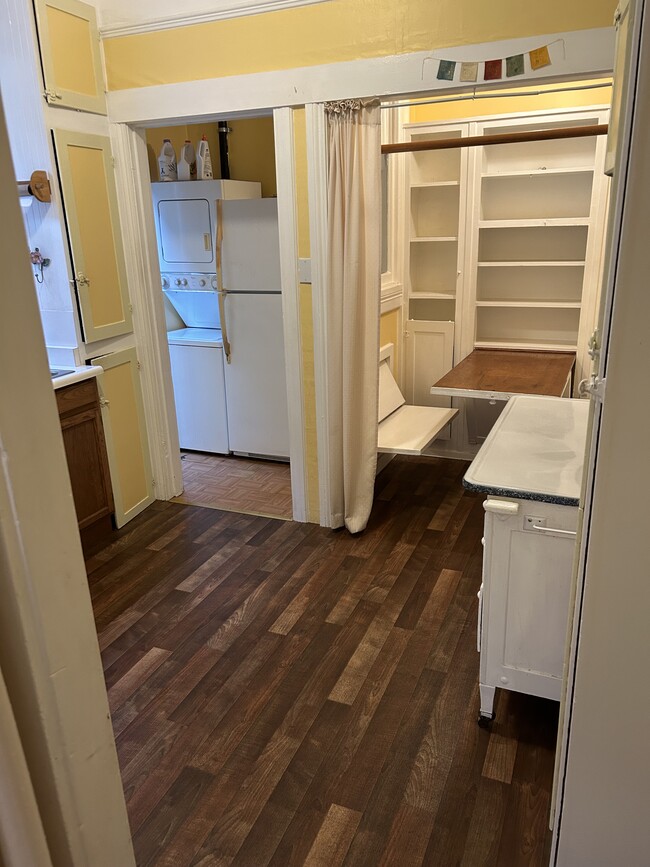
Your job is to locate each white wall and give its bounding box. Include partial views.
[555,0,650,862]
[0,0,80,366]
[96,0,327,37]
[0,88,135,866]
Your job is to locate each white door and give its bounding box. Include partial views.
[168,343,229,454]
[221,198,282,292]
[157,198,214,267]
[404,319,454,439]
[223,293,290,458]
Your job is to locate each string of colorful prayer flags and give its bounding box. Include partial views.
[433,41,561,84]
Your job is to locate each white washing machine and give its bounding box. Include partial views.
[164,274,229,454]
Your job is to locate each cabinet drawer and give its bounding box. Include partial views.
[55,377,99,416]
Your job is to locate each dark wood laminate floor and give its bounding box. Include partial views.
[87,456,557,867]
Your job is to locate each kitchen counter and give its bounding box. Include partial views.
[50,365,102,391]
[463,395,590,506]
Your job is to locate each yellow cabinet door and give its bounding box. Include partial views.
[54,130,133,343]
[91,349,155,527]
[34,0,106,115]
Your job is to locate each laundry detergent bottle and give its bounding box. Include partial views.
[196,135,214,180]
[158,139,177,181]
[178,140,197,181]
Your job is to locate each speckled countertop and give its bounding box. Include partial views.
[463,395,590,507]
[50,365,102,391]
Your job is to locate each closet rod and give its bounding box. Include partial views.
[381,123,608,155]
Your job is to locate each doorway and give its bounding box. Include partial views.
[142,116,293,520]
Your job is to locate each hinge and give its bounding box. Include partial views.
[129,303,133,313]
[111,156,116,168]
[614,5,622,28]
[43,89,63,103]
[578,375,606,403]
[152,478,156,488]
[137,360,142,370]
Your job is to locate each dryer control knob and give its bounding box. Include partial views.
[161,277,169,289]
[198,278,207,287]
[211,276,218,289]
[180,278,188,287]
[174,278,182,287]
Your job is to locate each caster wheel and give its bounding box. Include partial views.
[477,713,494,728]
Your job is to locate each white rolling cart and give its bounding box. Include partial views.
[463,395,589,724]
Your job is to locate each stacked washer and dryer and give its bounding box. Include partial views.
[152,179,290,460]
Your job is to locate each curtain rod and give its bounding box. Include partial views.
[381,123,608,155]
[380,81,612,111]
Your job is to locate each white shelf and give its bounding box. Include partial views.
[481,166,594,178]
[411,181,460,188]
[474,340,578,352]
[476,301,582,309]
[409,292,456,300]
[478,218,590,229]
[411,236,458,243]
[477,261,585,268]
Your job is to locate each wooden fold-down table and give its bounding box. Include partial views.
[430,349,576,443]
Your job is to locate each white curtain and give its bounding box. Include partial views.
[325,99,382,534]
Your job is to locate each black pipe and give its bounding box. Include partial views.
[218,121,231,179]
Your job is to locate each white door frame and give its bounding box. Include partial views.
[110,110,309,519]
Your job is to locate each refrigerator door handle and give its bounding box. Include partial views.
[215,200,232,363]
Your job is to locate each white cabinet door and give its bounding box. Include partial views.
[480,498,577,713]
[404,319,454,440]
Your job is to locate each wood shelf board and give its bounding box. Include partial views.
[411,180,460,188]
[431,348,576,397]
[477,261,586,268]
[474,340,578,351]
[481,166,594,179]
[476,301,582,309]
[479,218,590,228]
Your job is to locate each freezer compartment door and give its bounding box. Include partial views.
[220,198,282,292]
[223,293,290,458]
[168,343,229,454]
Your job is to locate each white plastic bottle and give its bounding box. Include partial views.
[196,135,214,180]
[178,140,197,181]
[158,139,177,181]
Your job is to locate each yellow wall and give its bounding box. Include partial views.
[145,118,277,195]
[409,79,612,123]
[104,0,615,91]
[380,308,401,379]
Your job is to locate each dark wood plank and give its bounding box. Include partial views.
[88,455,558,867]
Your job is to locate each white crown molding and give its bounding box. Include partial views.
[99,0,330,38]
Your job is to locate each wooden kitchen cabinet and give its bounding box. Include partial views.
[56,376,115,550]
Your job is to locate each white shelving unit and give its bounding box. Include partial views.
[399,106,610,456]
[468,111,610,381]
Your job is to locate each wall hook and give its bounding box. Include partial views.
[30,247,51,284]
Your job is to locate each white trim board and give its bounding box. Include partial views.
[99,0,331,38]
[273,106,308,522]
[106,28,615,127]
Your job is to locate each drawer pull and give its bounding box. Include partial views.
[484,499,519,515]
[530,523,577,537]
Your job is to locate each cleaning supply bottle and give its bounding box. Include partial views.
[196,135,214,180]
[178,140,197,181]
[158,139,177,181]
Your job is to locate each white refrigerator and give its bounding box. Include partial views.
[219,198,290,459]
